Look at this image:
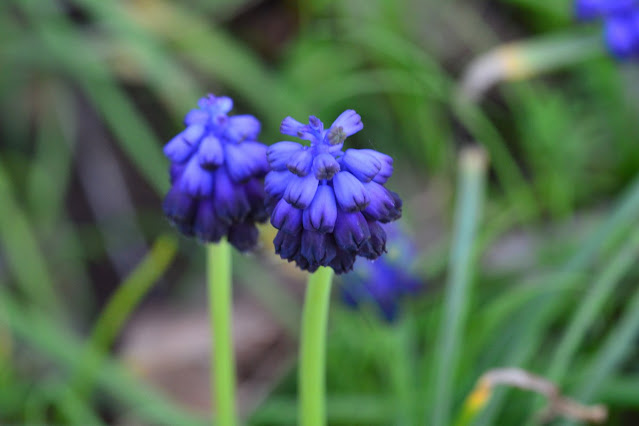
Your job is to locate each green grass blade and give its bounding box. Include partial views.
[548,227,639,383]
[71,235,178,397]
[0,162,64,318]
[430,148,488,426]
[0,290,206,426]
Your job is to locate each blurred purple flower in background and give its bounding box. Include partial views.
[575,0,639,59]
[340,223,422,322]
[163,94,269,251]
[265,110,402,274]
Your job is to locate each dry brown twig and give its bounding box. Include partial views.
[471,367,607,424]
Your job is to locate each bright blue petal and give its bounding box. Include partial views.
[303,185,337,233]
[265,170,293,198]
[341,149,382,182]
[163,124,205,162]
[214,168,250,222]
[267,141,303,170]
[283,174,319,209]
[271,199,303,234]
[605,14,639,58]
[226,115,261,142]
[177,156,214,197]
[287,148,314,176]
[328,110,363,138]
[224,141,268,182]
[184,108,209,126]
[312,152,340,180]
[332,171,370,212]
[362,181,396,221]
[198,135,224,169]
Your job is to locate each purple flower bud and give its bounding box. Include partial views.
[225,115,261,142]
[162,94,268,251]
[228,222,260,252]
[283,174,319,209]
[301,230,337,266]
[198,135,224,169]
[574,0,639,60]
[178,156,214,197]
[304,185,338,233]
[333,171,370,212]
[272,199,303,234]
[265,170,292,198]
[362,182,396,222]
[274,231,301,259]
[194,199,229,242]
[575,0,636,20]
[224,141,268,182]
[287,148,314,176]
[267,141,304,170]
[313,153,340,180]
[328,109,363,139]
[266,110,402,273]
[341,223,423,322]
[341,149,382,182]
[604,13,639,58]
[334,211,370,252]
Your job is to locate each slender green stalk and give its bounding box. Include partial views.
[207,239,236,426]
[69,235,177,399]
[299,266,334,426]
[431,148,487,426]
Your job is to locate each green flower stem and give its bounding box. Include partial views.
[299,266,334,426]
[207,239,236,426]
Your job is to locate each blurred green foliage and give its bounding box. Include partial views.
[2,0,639,424]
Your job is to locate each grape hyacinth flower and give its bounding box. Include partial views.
[341,223,422,322]
[574,0,639,59]
[162,94,269,252]
[265,110,402,274]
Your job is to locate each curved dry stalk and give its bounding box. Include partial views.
[467,367,607,424]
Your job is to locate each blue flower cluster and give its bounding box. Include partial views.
[340,224,422,322]
[575,0,639,59]
[265,111,402,274]
[163,95,269,251]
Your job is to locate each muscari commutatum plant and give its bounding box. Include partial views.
[575,0,639,59]
[265,110,402,425]
[341,223,422,323]
[265,110,402,274]
[162,94,269,426]
[163,94,268,251]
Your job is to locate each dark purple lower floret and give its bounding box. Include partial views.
[300,230,337,265]
[274,231,301,259]
[329,248,357,274]
[228,222,260,252]
[163,187,196,227]
[359,221,387,259]
[193,199,229,242]
[163,172,267,252]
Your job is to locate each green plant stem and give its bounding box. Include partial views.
[68,235,177,405]
[207,239,236,426]
[299,266,334,426]
[431,147,487,426]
